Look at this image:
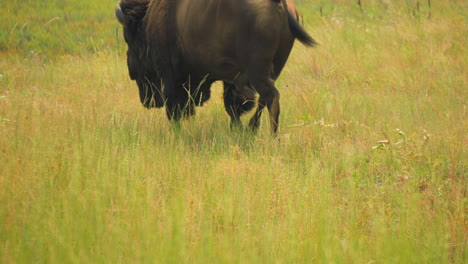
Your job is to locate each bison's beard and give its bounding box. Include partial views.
[136,78,165,108]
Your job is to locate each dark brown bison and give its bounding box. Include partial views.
[116,0,316,133]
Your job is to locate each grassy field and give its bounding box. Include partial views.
[0,0,466,263]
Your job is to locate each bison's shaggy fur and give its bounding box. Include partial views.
[116,0,316,133]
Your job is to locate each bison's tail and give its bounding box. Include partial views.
[287,8,318,47]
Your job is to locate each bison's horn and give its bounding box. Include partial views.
[115,2,126,25]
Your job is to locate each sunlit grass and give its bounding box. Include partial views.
[0,0,466,263]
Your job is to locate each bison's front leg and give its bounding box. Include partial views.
[193,80,213,107]
[164,81,195,121]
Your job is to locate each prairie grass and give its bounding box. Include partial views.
[0,0,466,263]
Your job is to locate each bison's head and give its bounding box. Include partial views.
[116,0,164,108]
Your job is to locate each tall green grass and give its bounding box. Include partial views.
[1,0,119,56]
[1,0,466,263]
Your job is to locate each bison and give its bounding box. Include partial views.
[116,0,316,133]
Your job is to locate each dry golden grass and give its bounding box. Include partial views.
[0,0,466,263]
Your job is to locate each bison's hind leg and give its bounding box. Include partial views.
[246,65,281,134]
[223,82,256,129]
